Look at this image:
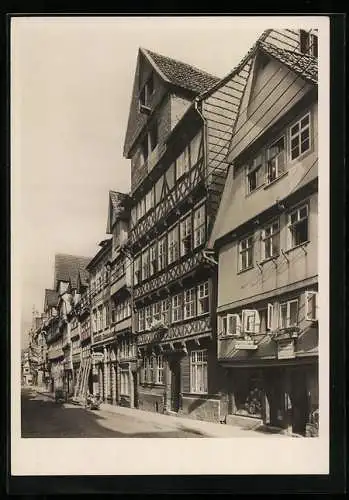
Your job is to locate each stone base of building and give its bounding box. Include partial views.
[137,388,165,414]
[178,395,220,423]
[119,395,132,408]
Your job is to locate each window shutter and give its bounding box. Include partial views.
[228,314,241,336]
[221,316,227,336]
[267,303,274,330]
[254,310,261,334]
[305,291,317,321]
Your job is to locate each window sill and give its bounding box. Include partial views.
[263,171,288,190]
[246,183,265,197]
[237,265,254,275]
[258,255,279,265]
[284,240,310,254]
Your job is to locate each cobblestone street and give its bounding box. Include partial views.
[21,387,285,438]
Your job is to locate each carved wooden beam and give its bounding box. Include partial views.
[169,342,174,351]
[194,337,200,347]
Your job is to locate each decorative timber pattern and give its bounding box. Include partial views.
[134,250,205,299]
[129,160,205,247]
[137,315,211,345]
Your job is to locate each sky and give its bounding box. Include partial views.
[11,16,277,347]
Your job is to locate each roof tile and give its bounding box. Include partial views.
[54,254,91,290]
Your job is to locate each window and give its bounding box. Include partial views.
[247,154,264,193]
[242,310,261,334]
[145,190,154,213]
[156,355,164,384]
[161,299,170,325]
[288,204,309,248]
[150,244,157,275]
[147,356,154,383]
[120,370,129,395]
[190,350,208,393]
[145,305,152,330]
[153,302,161,322]
[300,30,318,57]
[158,236,167,271]
[176,147,190,179]
[139,74,154,108]
[305,291,318,321]
[184,288,196,319]
[262,220,280,260]
[267,303,274,331]
[142,249,150,280]
[138,309,145,332]
[279,299,299,329]
[239,236,253,271]
[193,205,206,247]
[168,226,179,264]
[290,113,311,160]
[220,313,241,336]
[134,256,141,285]
[137,197,146,220]
[266,137,285,183]
[180,215,192,256]
[197,282,209,315]
[172,294,183,323]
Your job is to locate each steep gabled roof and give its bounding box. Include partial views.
[123,47,219,158]
[142,48,220,94]
[54,254,91,290]
[259,41,318,84]
[44,288,59,309]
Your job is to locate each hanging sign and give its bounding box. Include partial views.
[277,339,295,359]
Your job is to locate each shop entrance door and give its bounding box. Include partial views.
[170,360,181,413]
[290,369,309,435]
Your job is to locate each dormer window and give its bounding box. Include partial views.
[299,30,318,58]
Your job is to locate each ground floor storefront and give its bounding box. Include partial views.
[48,357,64,393]
[220,360,318,436]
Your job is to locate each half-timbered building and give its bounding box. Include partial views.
[122,47,255,421]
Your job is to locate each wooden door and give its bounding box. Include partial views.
[170,360,181,412]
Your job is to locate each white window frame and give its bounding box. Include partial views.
[145,305,152,330]
[242,309,261,334]
[305,290,318,321]
[247,154,264,193]
[197,282,209,315]
[266,136,286,184]
[279,299,299,329]
[168,226,179,265]
[239,235,254,271]
[142,249,150,281]
[150,243,157,275]
[152,301,161,322]
[180,214,192,256]
[176,146,190,180]
[289,112,311,161]
[158,236,167,271]
[134,256,141,285]
[138,308,145,332]
[190,350,208,394]
[172,293,183,323]
[156,355,164,384]
[288,203,309,249]
[161,299,170,325]
[267,303,274,331]
[262,220,280,260]
[184,288,196,319]
[193,204,206,248]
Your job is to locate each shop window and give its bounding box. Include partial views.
[290,113,311,160]
[288,204,309,248]
[305,290,318,321]
[239,235,254,271]
[197,282,209,315]
[190,350,208,394]
[234,371,263,418]
[279,299,299,329]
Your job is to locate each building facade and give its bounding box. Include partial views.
[207,29,319,435]
[121,47,243,422]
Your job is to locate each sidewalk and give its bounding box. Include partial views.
[30,387,289,438]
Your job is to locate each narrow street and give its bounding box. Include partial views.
[21,387,281,438]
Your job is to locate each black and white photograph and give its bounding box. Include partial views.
[10,15,330,477]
